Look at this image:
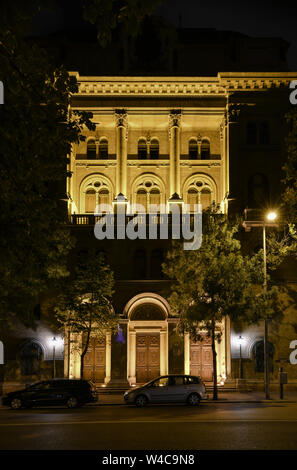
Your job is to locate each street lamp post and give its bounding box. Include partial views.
[52,337,56,379]
[243,210,278,400]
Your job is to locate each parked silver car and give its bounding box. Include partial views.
[124,375,208,407]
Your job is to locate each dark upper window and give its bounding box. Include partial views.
[138,139,147,159]
[246,121,258,145]
[99,138,108,159]
[87,139,96,159]
[246,121,270,145]
[259,121,270,145]
[133,249,147,279]
[150,138,159,159]
[201,139,210,159]
[189,139,198,159]
[150,249,164,279]
[248,173,270,208]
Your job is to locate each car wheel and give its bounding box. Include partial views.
[10,398,23,410]
[66,396,79,409]
[187,393,200,406]
[135,394,148,408]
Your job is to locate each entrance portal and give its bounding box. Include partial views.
[136,333,160,383]
[83,337,106,382]
[190,336,213,382]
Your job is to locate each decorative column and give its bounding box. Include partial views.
[220,115,228,213]
[68,332,81,379]
[160,329,167,375]
[115,109,128,197]
[128,330,136,385]
[105,332,111,384]
[184,333,190,375]
[169,110,181,197]
[226,102,241,214]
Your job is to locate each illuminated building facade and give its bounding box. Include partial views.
[64,72,296,386]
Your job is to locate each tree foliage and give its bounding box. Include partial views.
[163,214,283,399]
[0,2,95,327]
[282,109,297,223]
[54,252,118,378]
[83,0,164,46]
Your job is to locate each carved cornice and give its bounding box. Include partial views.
[69,73,297,97]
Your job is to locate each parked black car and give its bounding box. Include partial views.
[1,379,98,409]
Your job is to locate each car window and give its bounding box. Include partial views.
[152,377,169,387]
[29,381,51,391]
[169,376,184,386]
[187,376,200,385]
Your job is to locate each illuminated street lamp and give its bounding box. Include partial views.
[263,211,278,400]
[243,209,279,400]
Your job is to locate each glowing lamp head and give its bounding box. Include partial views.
[266,211,277,222]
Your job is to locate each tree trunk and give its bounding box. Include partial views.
[211,322,218,400]
[80,329,91,379]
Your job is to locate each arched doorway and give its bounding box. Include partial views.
[125,293,169,385]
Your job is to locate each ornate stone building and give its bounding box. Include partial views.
[63,72,296,387]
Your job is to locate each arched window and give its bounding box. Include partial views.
[150,139,159,159]
[187,188,198,212]
[246,121,258,145]
[136,189,147,212]
[98,188,109,206]
[248,173,269,208]
[186,178,215,212]
[20,341,42,376]
[87,139,96,159]
[189,139,198,159]
[150,249,164,279]
[138,139,147,159]
[201,139,210,159]
[85,189,96,213]
[150,188,161,206]
[135,181,161,212]
[133,249,147,279]
[81,176,113,213]
[259,121,270,145]
[200,188,212,209]
[99,138,108,159]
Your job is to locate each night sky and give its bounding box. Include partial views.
[31,0,297,70]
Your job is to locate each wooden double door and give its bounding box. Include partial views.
[190,336,213,382]
[136,333,160,383]
[83,337,106,383]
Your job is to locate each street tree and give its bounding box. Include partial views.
[0,2,95,327]
[163,213,283,400]
[54,252,118,378]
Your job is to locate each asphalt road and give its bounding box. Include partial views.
[0,402,297,450]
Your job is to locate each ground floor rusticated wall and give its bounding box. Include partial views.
[65,292,229,385]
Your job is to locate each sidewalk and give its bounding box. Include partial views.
[92,390,297,405]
